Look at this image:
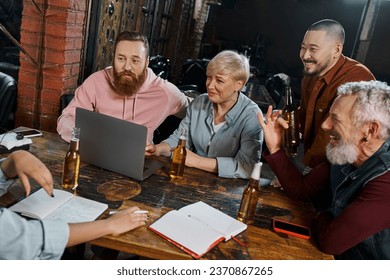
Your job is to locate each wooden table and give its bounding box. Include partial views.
[0,131,333,260]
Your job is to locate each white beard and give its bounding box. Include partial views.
[326,140,358,165]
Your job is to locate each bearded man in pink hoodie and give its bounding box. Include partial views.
[57,31,189,144]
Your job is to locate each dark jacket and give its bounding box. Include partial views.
[264,140,390,259]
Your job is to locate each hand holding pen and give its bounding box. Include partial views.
[106,207,149,235]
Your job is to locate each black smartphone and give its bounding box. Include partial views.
[17,129,42,138]
[273,219,311,239]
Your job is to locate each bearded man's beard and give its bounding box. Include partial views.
[302,59,329,77]
[326,138,358,165]
[113,68,147,97]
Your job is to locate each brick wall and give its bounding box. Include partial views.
[190,0,218,58]
[166,0,216,83]
[16,0,87,132]
[166,0,193,83]
[15,0,209,131]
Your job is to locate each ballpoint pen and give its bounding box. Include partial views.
[109,210,149,215]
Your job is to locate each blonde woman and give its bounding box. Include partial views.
[146,50,263,179]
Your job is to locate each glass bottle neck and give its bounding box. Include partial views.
[247,178,260,190]
[178,138,186,147]
[179,128,187,140]
[69,139,79,151]
[285,86,293,106]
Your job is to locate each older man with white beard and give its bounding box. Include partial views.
[258,80,390,259]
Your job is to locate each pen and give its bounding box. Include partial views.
[134,210,149,214]
[109,210,149,215]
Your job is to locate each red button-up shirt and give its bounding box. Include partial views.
[298,54,375,167]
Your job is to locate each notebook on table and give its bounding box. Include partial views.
[148,201,247,259]
[9,188,108,224]
[75,107,164,180]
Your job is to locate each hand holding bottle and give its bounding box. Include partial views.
[145,142,173,157]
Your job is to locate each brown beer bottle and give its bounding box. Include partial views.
[62,127,81,189]
[169,128,187,179]
[237,162,262,224]
[282,86,299,157]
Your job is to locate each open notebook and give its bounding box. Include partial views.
[9,188,108,224]
[148,201,247,259]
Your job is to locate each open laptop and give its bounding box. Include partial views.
[75,107,164,180]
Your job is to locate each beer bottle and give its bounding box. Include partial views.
[62,127,81,189]
[237,162,262,224]
[169,128,187,179]
[281,86,299,157]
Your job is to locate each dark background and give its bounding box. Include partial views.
[1,0,389,84]
[202,0,390,83]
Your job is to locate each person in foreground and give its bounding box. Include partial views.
[57,31,189,144]
[145,50,263,179]
[259,80,390,259]
[0,150,147,260]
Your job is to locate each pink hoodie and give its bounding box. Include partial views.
[57,67,189,143]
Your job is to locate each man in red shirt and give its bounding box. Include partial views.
[259,80,390,259]
[298,19,375,169]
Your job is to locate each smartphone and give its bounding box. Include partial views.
[17,129,42,138]
[273,219,311,239]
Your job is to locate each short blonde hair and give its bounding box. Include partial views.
[206,50,250,89]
